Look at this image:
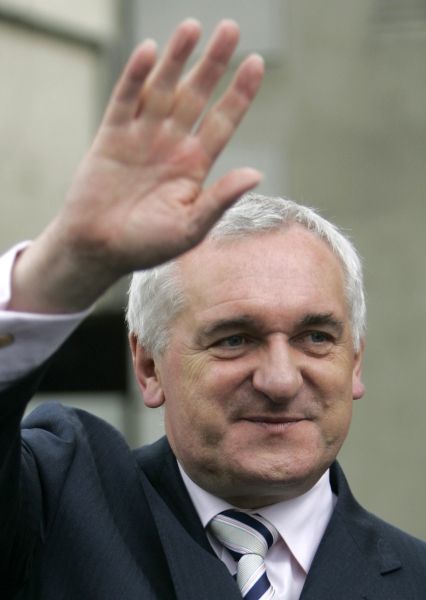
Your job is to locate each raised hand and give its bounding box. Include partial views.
[9,19,264,314]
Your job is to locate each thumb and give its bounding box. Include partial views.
[195,167,263,233]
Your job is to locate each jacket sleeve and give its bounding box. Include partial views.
[0,366,47,593]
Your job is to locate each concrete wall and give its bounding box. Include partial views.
[0,0,117,250]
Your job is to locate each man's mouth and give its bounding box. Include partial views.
[239,415,308,433]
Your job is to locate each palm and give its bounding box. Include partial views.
[10,21,264,314]
[65,19,264,273]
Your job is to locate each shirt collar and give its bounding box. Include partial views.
[178,463,335,574]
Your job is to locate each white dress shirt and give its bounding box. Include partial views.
[179,464,336,600]
[0,243,90,390]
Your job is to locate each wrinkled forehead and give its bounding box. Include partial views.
[177,225,348,312]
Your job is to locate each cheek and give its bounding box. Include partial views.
[163,389,231,484]
[309,352,356,400]
[163,359,249,469]
[307,360,355,440]
[162,358,227,439]
[322,403,352,452]
[317,385,354,449]
[177,355,247,406]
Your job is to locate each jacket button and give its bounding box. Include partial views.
[0,333,14,348]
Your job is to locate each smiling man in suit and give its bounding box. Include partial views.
[0,18,425,600]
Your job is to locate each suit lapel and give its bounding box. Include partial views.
[300,463,403,600]
[135,438,241,600]
[136,437,212,551]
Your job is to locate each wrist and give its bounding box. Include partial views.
[8,220,117,314]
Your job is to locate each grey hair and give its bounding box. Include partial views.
[127,193,366,355]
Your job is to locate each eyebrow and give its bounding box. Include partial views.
[295,313,344,336]
[197,315,259,344]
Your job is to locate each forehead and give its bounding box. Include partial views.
[177,225,349,326]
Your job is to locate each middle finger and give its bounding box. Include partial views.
[170,20,240,131]
[138,19,202,120]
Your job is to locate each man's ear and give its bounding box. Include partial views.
[129,333,165,408]
[352,339,365,401]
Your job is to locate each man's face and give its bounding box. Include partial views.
[132,226,364,507]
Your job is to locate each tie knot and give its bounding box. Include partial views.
[209,509,279,561]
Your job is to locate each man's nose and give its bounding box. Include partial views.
[251,336,303,402]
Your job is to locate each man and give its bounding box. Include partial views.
[0,18,425,600]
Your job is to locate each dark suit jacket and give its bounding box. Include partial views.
[1,369,426,599]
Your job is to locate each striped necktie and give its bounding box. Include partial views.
[209,509,279,600]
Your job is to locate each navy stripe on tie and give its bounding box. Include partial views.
[221,509,274,548]
[244,571,270,600]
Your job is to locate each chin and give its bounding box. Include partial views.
[224,450,329,496]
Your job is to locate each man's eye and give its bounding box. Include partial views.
[308,331,331,344]
[295,331,334,356]
[218,334,247,348]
